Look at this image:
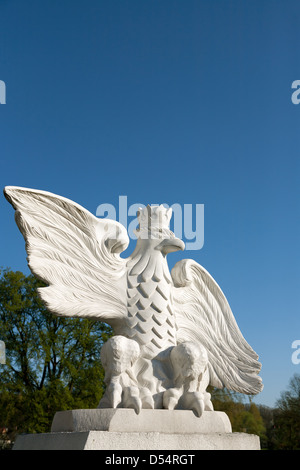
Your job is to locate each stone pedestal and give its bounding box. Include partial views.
[13,409,260,450]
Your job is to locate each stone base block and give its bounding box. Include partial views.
[13,409,260,450]
[13,430,260,450]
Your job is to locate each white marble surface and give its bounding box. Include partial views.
[50,409,232,434]
[4,187,263,416]
[13,430,260,450]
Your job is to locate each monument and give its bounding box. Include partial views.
[4,186,263,450]
[0,340,5,365]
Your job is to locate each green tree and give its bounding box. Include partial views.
[211,387,266,443]
[0,268,112,444]
[239,403,266,437]
[273,374,300,450]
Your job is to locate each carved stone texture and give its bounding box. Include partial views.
[4,187,263,417]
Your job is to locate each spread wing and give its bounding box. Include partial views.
[4,186,129,324]
[171,259,263,395]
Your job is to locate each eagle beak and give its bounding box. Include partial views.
[158,237,185,254]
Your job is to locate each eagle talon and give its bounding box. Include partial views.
[123,386,142,414]
[140,388,155,409]
[107,379,122,409]
[163,388,181,410]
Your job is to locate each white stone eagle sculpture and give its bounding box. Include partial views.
[4,186,263,417]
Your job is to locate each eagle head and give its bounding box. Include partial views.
[134,204,185,254]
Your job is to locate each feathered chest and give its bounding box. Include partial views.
[121,250,178,358]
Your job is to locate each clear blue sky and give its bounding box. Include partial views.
[1,0,300,408]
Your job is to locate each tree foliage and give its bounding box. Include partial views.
[0,268,112,444]
[210,387,266,442]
